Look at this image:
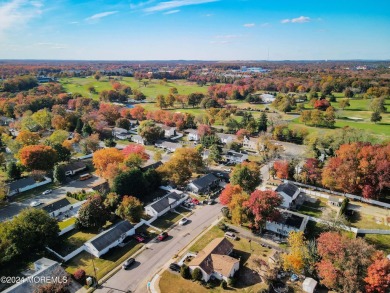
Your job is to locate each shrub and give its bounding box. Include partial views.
[339,198,349,216]
[180,264,191,279]
[191,268,202,281]
[228,277,236,287]
[220,280,227,289]
[73,269,86,284]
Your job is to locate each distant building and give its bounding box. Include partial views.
[112,127,132,140]
[302,277,318,293]
[37,76,55,83]
[188,237,240,282]
[42,198,72,217]
[216,133,236,145]
[187,173,220,194]
[224,150,249,164]
[85,221,135,257]
[186,129,200,141]
[144,191,188,217]
[265,209,309,236]
[155,141,181,153]
[131,135,146,145]
[157,124,176,138]
[242,136,258,151]
[62,161,87,176]
[260,93,275,103]
[276,182,300,209]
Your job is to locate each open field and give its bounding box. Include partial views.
[65,240,142,280]
[60,77,208,100]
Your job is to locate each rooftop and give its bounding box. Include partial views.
[42,198,71,214]
[190,173,219,189]
[149,191,184,213]
[89,221,134,252]
[276,182,299,197]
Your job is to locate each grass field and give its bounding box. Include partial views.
[60,77,208,100]
[297,199,326,218]
[65,240,142,280]
[364,234,390,254]
[58,217,76,230]
[152,211,184,230]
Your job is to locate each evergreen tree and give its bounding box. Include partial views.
[82,122,93,137]
[53,164,66,184]
[258,112,268,132]
[75,118,83,134]
[6,162,21,180]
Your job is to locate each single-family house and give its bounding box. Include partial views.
[144,191,188,217]
[42,198,72,217]
[155,141,181,153]
[2,258,74,293]
[84,221,135,257]
[216,133,236,145]
[260,93,275,103]
[225,150,249,164]
[112,127,132,140]
[186,129,200,141]
[328,196,343,207]
[242,136,258,151]
[0,116,13,126]
[265,209,309,236]
[276,182,300,209]
[62,161,87,176]
[157,124,176,138]
[131,134,146,145]
[187,173,220,194]
[129,119,139,128]
[188,237,240,282]
[7,177,37,196]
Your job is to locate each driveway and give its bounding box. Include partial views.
[95,202,223,293]
[0,175,104,222]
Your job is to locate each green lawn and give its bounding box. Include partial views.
[65,240,142,280]
[60,77,208,100]
[189,225,224,252]
[297,199,326,218]
[364,234,390,254]
[152,211,184,230]
[58,217,77,230]
[11,182,57,203]
[348,212,389,230]
[54,229,98,256]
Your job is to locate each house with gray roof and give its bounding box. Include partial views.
[276,182,300,209]
[187,173,220,194]
[224,150,249,164]
[62,161,87,176]
[42,198,72,217]
[216,133,236,145]
[144,191,188,217]
[85,221,135,257]
[131,134,146,145]
[155,141,182,153]
[265,209,308,236]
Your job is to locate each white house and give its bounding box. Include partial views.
[84,221,135,257]
[216,133,236,145]
[302,277,318,293]
[155,141,182,153]
[242,136,258,151]
[6,177,52,197]
[157,124,177,138]
[265,209,309,236]
[62,161,87,176]
[187,173,220,194]
[224,150,249,164]
[112,127,132,140]
[276,182,300,209]
[188,237,240,282]
[144,191,188,217]
[260,93,275,103]
[42,198,72,217]
[131,134,146,145]
[186,129,200,141]
[2,258,73,293]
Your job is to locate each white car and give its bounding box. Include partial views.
[42,189,52,195]
[179,218,188,226]
[30,201,41,207]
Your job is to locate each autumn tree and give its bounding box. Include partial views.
[80,133,100,154]
[219,184,244,206]
[244,190,282,232]
[371,111,382,124]
[364,252,390,293]
[282,231,310,274]
[19,145,57,171]
[116,196,144,223]
[47,130,69,145]
[112,168,146,198]
[93,148,124,178]
[157,147,203,185]
[316,232,376,293]
[236,129,250,140]
[76,195,109,230]
[103,192,121,213]
[339,98,350,110]
[299,158,322,185]
[273,160,290,179]
[230,162,261,193]
[197,124,212,137]
[16,130,40,146]
[122,144,149,160]
[229,192,249,225]
[369,97,387,113]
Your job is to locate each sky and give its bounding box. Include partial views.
[0,0,389,60]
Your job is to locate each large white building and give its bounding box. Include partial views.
[266,209,309,236]
[276,182,300,209]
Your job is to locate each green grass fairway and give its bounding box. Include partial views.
[60,77,207,100]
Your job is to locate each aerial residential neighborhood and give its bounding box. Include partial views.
[0,1,390,293]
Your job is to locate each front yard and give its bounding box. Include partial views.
[65,240,142,280]
[152,211,185,230]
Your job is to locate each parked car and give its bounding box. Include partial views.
[179,218,188,226]
[207,199,215,205]
[224,232,237,240]
[134,235,145,243]
[30,201,41,207]
[169,263,181,272]
[122,258,135,269]
[42,189,52,195]
[158,232,169,241]
[138,232,148,239]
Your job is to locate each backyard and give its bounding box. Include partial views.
[53,229,98,256]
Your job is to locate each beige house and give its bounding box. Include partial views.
[188,238,240,282]
[242,136,258,151]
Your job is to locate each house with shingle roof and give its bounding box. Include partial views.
[84,221,135,257]
[216,133,236,145]
[187,173,220,194]
[144,191,188,217]
[276,182,300,209]
[188,237,240,282]
[42,198,71,217]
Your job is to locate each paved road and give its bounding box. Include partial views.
[0,175,104,222]
[96,202,223,293]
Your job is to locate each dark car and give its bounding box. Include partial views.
[122,258,135,269]
[169,263,181,272]
[158,232,169,241]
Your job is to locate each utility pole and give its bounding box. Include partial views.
[91,258,98,287]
